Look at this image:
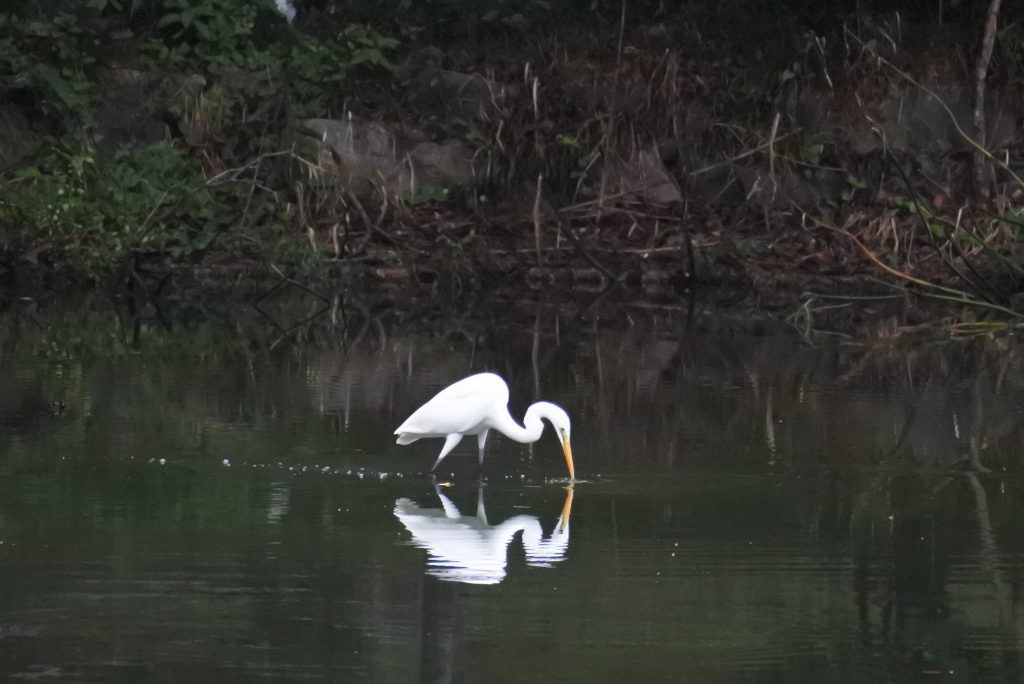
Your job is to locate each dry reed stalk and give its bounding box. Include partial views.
[532,173,544,267]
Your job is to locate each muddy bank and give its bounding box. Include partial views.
[0,202,998,342]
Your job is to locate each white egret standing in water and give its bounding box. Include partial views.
[394,372,575,479]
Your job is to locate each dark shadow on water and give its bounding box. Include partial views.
[419,576,465,684]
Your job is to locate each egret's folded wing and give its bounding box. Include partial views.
[395,393,491,437]
[395,374,508,437]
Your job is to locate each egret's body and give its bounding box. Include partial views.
[394,372,575,478]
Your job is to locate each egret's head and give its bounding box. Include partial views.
[539,402,574,481]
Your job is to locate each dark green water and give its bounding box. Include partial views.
[2,297,1024,682]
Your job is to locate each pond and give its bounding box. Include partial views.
[1,293,1024,682]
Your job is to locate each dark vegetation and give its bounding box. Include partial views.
[1,0,1023,332]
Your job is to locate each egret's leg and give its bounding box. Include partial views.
[475,483,488,525]
[431,433,464,472]
[433,485,462,519]
[476,429,490,466]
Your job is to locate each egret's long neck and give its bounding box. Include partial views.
[491,402,549,444]
[494,515,543,542]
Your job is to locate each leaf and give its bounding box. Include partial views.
[157,13,182,28]
[194,21,212,40]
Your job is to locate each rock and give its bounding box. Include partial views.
[736,165,845,211]
[685,163,746,208]
[173,73,207,99]
[662,144,745,208]
[408,68,515,121]
[847,126,881,156]
[561,83,648,116]
[0,100,42,171]
[298,116,476,199]
[92,67,168,153]
[878,82,1017,155]
[604,147,682,205]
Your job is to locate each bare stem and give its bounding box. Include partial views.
[973,0,1003,199]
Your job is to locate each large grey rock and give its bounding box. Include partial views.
[603,147,682,205]
[408,68,515,121]
[736,165,846,211]
[92,67,168,153]
[872,82,1016,155]
[685,164,746,207]
[298,116,476,198]
[662,144,745,208]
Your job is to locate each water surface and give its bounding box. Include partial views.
[1,296,1023,682]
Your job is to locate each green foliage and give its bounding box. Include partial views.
[0,0,407,280]
[339,24,400,70]
[0,142,223,276]
[404,186,453,206]
[148,0,272,65]
[0,11,99,119]
[136,0,400,88]
[1,0,401,119]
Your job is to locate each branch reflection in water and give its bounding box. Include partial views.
[394,485,573,585]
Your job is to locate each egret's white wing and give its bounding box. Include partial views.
[395,373,508,438]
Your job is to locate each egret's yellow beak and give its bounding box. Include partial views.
[558,485,574,531]
[561,437,575,481]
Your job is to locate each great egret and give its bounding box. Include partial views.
[394,484,573,584]
[394,372,575,479]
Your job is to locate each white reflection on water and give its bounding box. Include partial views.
[394,485,572,585]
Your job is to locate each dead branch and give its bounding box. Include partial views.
[973,0,1003,199]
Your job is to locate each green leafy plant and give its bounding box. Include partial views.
[340,24,400,70]
[404,186,453,206]
[0,12,98,119]
[0,141,217,276]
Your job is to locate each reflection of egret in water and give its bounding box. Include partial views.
[395,485,573,585]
